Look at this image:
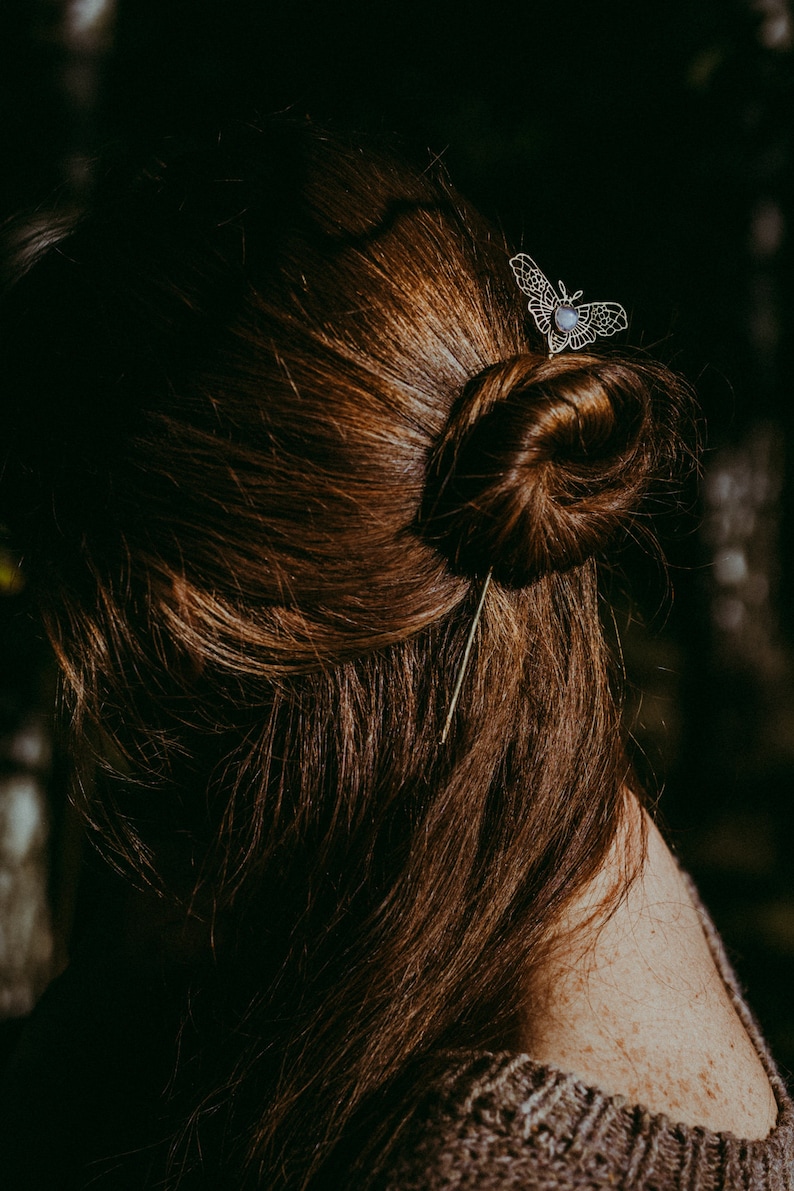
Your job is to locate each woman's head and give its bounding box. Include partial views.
[0,117,688,1186]
[3,118,678,736]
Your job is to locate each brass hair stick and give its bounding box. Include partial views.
[441,568,492,744]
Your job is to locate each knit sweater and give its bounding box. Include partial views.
[385,897,794,1190]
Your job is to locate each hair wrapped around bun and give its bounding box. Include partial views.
[423,352,681,587]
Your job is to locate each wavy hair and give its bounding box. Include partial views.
[0,119,689,1188]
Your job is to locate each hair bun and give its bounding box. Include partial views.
[423,353,673,587]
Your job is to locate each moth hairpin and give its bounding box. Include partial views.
[509,253,628,355]
[441,255,628,744]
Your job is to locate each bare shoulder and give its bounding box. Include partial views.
[522,796,778,1138]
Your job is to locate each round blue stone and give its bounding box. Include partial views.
[555,305,579,332]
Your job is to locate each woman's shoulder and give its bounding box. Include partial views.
[384,804,794,1190]
[522,801,780,1140]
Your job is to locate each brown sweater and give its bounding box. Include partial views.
[385,900,794,1190]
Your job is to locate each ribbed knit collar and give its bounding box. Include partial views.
[411,1049,793,1190]
[385,878,794,1190]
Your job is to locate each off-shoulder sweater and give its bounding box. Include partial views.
[384,898,794,1190]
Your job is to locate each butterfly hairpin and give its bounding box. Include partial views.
[509,253,628,355]
[441,252,629,743]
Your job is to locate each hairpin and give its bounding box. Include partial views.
[441,570,492,744]
[509,254,627,355]
[441,254,628,744]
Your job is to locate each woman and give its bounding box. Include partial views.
[0,118,790,1189]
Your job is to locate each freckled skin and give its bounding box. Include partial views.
[522,799,778,1139]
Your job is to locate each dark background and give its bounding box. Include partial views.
[1,0,793,1068]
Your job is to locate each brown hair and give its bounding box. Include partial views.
[0,119,688,1187]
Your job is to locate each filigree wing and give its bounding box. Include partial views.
[510,257,627,354]
[548,321,597,354]
[509,254,558,337]
[574,301,628,347]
